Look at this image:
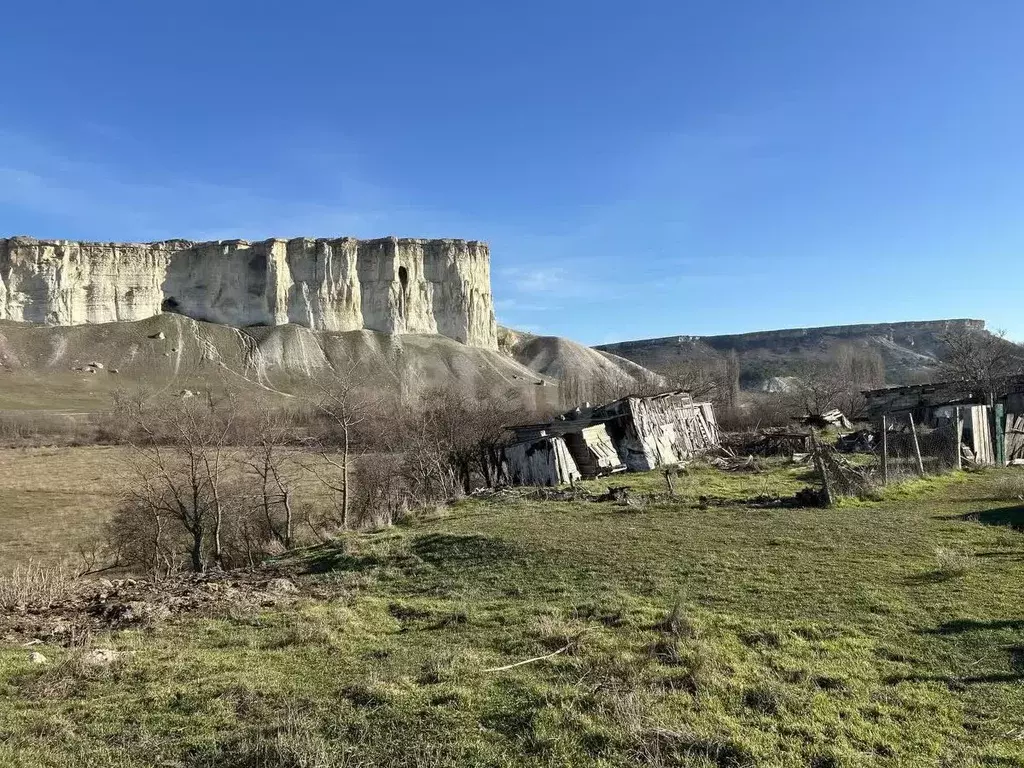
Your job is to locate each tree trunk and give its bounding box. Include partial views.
[342,423,350,529]
[190,526,205,572]
[283,490,293,549]
[480,447,493,487]
[262,467,276,542]
[213,505,224,569]
[152,514,164,582]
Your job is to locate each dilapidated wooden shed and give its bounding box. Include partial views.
[503,436,581,487]
[502,390,720,486]
[862,377,1024,467]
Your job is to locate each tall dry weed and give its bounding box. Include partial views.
[0,561,76,610]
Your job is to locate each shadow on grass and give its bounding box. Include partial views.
[294,533,523,579]
[886,644,1024,686]
[299,543,381,574]
[960,505,1024,530]
[923,618,1024,634]
[975,550,1024,559]
[884,672,1023,686]
[409,533,519,567]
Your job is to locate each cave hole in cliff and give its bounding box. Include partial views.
[398,266,409,320]
[161,297,182,314]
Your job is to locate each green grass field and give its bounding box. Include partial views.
[1,451,1024,766]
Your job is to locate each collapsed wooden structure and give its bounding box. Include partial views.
[862,376,1024,466]
[502,391,720,487]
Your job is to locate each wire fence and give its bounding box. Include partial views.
[877,415,962,484]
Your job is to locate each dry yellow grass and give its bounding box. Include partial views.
[0,446,125,566]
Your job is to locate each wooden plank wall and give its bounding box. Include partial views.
[1005,413,1024,461]
[503,437,581,486]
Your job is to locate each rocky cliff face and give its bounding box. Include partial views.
[0,236,497,348]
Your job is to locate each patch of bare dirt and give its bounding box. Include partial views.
[0,570,308,645]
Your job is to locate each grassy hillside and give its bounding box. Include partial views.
[1,451,1023,766]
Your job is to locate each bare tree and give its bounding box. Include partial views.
[830,344,885,419]
[558,368,667,411]
[114,393,238,573]
[662,360,722,402]
[790,363,850,417]
[939,326,1024,406]
[311,363,380,530]
[240,405,300,549]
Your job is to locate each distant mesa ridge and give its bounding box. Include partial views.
[0,235,497,349]
[597,319,985,352]
[595,319,990,385]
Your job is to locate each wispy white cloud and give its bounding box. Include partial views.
[499,266,573,294]
[0,131,448,242]
[494,298,556,313]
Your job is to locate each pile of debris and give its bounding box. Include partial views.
[708,454,763,472]
[727,429,813,457]
[812,439,877,504]
[836,429,876,453]
[797,409,854,431]
[0,571,306,645]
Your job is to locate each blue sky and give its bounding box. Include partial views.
[2,1,1023,344]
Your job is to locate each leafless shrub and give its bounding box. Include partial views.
[992,472,1024,501]
[353,453,408,528]
[307,363,383,531]
[0,411,98,447]
[934,547,974,577]
[239,406,303,550]
[0,561,76,609]
[111,393,246,574]
[101,371,544,572]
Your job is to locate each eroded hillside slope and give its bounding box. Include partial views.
[597,319,997,386]
[0,318,664,412]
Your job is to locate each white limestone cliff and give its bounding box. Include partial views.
[0,236,498,349]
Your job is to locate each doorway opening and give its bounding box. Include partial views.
[398,266,409,320]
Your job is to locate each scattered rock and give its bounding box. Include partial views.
[265,578,299,595]
[179,390,194,399]
[149,331,166,340]
[29,651,48,665]
[81,648,120,667]
[87,361,104,369]
[97,601,170,628]
[109,368,119,374]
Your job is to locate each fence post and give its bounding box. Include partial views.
[881,413,889,485]
[810,430,834,507]
[664,467,676,497]
[908,412,925,477]
[994,403,1006,466]
[954,407,963,471]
